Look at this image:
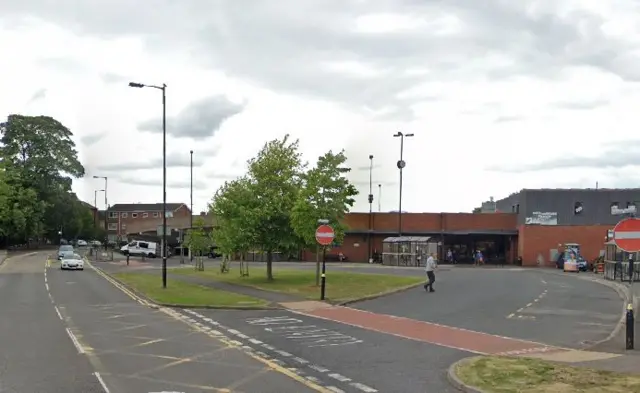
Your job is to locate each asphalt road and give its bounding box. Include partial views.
[0,252,325,393]
[181,308,468,393]
[0,252,104,392]
[354,268,622,349]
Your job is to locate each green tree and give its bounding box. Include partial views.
[185,217,212,271]
[290,150,358,284]
[209,177,256,275]
[0,114,85,242]
[246,135,304,281]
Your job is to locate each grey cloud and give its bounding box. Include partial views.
[137,95,244,139]
[552,99,610,110]
[80,132,105,147]
[116,176,208,189]
[3,1,632,119]
[95,151,206,172]
[100,72,128,84]
[35,56,86,72]
[28,88,47,103]
[488,139,640,173]
[494,115,523,123]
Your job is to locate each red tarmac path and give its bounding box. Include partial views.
[287,302,568,356]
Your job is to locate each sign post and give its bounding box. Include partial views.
[612,217,639,350]
[316,223,335,301]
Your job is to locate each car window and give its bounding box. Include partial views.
[60,245,73,251]
[62,253,80,259]
[139,242,148,249]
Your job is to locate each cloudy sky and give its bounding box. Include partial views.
[2,1,640,214]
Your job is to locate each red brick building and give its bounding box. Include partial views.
[309,209,612,267]
[106,203,192,241]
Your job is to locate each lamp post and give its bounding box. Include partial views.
[93,176,108,245]
[378,184,382,212]
[94,189,105,228]
[368,155,374,263]
[129,81,168,288]
[190,149,194,262]
[393,131,414,236]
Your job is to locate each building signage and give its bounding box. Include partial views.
[525,211,558,225]
[611,205,637,215]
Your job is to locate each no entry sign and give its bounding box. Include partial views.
[315,225,335,246]
[612,218,640,252]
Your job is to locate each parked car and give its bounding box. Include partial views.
[58,245,74,260]
[60,253,84,270]
[207,246,222,258]
[120,240,157,258]
[76,239,88,247]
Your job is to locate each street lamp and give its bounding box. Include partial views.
[93,176,108,244]
[368,155,374,263]
[378,184,382,212]
[190,149,194,262]
[94,189,105,228]
[129,81,168,288]
[393,131,414,236]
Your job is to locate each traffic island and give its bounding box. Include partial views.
[449,355,640,393]
[171,267,425,303]
[112,272,270,309]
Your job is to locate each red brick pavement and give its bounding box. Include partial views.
[300,306,566,356]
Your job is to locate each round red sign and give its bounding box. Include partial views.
[315,225,335,246]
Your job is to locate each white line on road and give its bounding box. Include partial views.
[54,306,63,320]
[66,327,85,354]
[93,372,110,393]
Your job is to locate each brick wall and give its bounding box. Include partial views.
[518,224,610,267]
[346,212,517,232]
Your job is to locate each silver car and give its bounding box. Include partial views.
[58,245,74,260]
[60,253,84,270]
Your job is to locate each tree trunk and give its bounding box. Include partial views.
[315,244,320,286]
[266,250,273,281]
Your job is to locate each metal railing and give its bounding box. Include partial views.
[603,260,640,281]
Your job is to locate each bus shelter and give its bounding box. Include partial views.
[382,236,438,267]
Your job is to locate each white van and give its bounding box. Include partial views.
[121,240,158,258]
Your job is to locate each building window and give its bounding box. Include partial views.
[515,204,519,214]
[574,201,583,215]
[153,212,159,218]
[121,223,127,230]
[108,223,118,230]
[131,213,138,218]
[108,212,118,218]
[143,212,148,218]
[165,211,174,218]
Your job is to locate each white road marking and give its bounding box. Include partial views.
[54,306,63,320]
[351,382,378,392]
[181,310,376,392]
[328,373,351,382]
[66,328,85,354]
[252,317,362,348]
[94,372,110,392]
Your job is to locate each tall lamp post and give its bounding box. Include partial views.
[393,132,414,236]
[93,176,108,244]
[129,81,168,288]
[378,184,382,212]
[367,155,374,263]
[190,149,194,262]
[94,189,105,228]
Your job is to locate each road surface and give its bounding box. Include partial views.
[0,252,327,392]
[354,267,622,349]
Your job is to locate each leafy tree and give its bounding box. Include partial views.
[291,150,358,284]
[184,217,213,271]
[0,114,85,243]
[209,177,256,276]
[245,135,304,281]
[472,207,481,213]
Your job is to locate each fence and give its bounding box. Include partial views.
[86,246,114,262]
[603,260,640,281]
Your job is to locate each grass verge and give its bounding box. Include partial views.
[112,272,269,308]
[455,356,640,393]
[171,267,424,302]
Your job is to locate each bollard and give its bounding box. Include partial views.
[126,254,130,266]
[627,303,635,350]
[320,246,327,301]
[630,256,635,284]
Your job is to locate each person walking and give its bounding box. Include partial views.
[424,252,437,293]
